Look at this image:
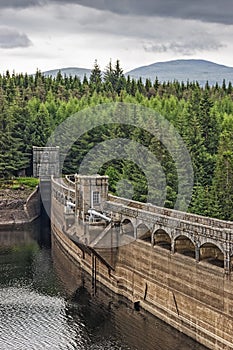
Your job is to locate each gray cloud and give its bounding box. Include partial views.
[0,27,32,49]
[0,0,42,8]
[144,39,226,55]
[0,1,233,25]
[59,0,233,25]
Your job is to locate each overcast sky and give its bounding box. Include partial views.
[1,0,233,74]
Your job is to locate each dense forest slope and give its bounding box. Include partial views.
[1,60,233,221]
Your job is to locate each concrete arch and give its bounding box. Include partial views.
[174,235,195,258]
[136,221,151,230]
[173,232,196,246]
[152,224,162,234]
[153,229,171,251]
[200,242,224,268]
[199,238,224,255]
[121,218,134,225]
[230,254,233,272]
[137,223,152,242]
[121,218,135,237]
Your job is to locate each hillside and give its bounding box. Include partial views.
[42,60,233,86]
[43,67,91,80]
[126,59,233,85]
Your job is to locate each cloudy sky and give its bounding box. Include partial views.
[1,0,233,74]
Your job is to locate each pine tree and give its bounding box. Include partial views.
[137,77,145,95]
[153,76,159,92]
[182,101,207,186]
[27,103,51,147]
[211,128,233,220]
[126,75,131,94]
[103,60,114,86]
[89,59,102,92]
[0,92,28,177]
[130,79,137,96]
[103,59,124,94]
[199,90,219,155]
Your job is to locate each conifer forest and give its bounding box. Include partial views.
[1,60,233,221]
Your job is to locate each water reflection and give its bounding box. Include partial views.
[0,220,207,350]
[53,233,208,350]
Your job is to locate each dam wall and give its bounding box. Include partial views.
[50,172,233,350]
[51,216,233,350]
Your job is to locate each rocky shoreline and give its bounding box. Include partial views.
[0,187,41,228]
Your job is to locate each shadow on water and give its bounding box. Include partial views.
[37,206,52,248]
[53,234,208,350]
[0,217,59,295]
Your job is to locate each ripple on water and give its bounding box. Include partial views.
[0,228,208,350]
[0,287,85,350]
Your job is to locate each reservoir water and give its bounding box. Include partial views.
[0,219,207,350]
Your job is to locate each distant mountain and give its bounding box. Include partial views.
[42,60,233,86]
[43,67,91,80]
[126,59,233,86]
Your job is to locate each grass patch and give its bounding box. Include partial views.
[0,177,39,190]
[15,177,39,188]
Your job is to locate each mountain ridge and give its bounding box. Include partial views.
[43,67,91,80]
[128,59,233,70]
[42,59,233,86]
[126,59,233,85]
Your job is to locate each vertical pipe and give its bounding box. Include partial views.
[171,239,175,254]
[224,251,230,274]
[195,244,200,262]
[92,253,94,291]
[94,256,97,295]
[151,231,155,247]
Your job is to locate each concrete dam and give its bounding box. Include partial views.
[34,146,233,350]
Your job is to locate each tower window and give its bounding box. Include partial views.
[92,191,100,205]
[43,151,49,161]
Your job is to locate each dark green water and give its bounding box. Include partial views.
[0,219,208,350]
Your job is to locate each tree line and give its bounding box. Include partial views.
[1,60,233,220]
